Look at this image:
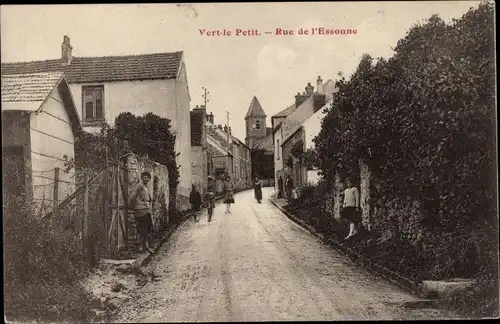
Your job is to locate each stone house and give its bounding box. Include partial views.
[1,72,81,211]
[273,76,335,192]
[204,112,251,193]
[1,35,193,209]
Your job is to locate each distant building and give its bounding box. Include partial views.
[2,35,193,209]
[197,110,252,194]
[244,96,274,184]
[273,76,335,191]
[1,72,81,212]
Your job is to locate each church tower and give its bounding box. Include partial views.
[245,96,267,148]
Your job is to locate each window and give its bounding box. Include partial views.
[255,119,261,130]
[82,86,104,121]
[277,139,280,160]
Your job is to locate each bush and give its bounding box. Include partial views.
[3,195,94,322]
[313,1,496,284]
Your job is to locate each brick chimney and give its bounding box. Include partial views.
[218,124,222,130]
[295,91,308,108]
[313,92,327,113]
[61,35,73,65]
[224,125,228,133]
[207,112,214,124]
[316,76,324,94]
[305,82,314,96]
[228,127,232,135]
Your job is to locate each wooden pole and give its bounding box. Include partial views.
[83,172,89,260]
[53,167,60,221]
[104,147,109,256]
[122,159,129,249]
[116,163,120,251]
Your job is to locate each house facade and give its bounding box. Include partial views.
[1,72,81,212]
[190,105,208,196]
[302,99,334,184]
[205,112,251,193]
[272,76,333,193]
[1,35,193,206]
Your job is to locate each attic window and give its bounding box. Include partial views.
[82,86,104,121]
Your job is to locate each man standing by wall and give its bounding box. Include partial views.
[129,172,154,254]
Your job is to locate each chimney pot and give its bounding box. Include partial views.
[305,82,314,95]
[61,35,73,65]
[316,76,324,94]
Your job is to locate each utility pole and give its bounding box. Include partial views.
[226,111,230,177]
[202,87,209,109]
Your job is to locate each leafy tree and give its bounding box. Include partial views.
[314,1,496,282]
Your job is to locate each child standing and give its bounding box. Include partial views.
[341,177,361,240]
[205,187,216,222]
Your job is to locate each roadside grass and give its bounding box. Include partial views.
[3,195,96,322]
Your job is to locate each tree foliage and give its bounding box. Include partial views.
[251,148,274,179]
[69,112,180,212]
[314,2,496,276]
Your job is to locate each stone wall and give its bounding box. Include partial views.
[124,153,169,238]
[359,158,372,231]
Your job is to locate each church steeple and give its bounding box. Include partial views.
[245,96,267,148]
[245,96,266,119]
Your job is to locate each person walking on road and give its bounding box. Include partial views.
[341,176,361,240]
[254,176,263,203]
[278,175,284,199]
[223,175,234,214]
[189,184,202,223]
[129,171,154,254]
[285,175,294,202]
[205,187,216,222]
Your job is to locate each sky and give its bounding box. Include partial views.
[1,2,482,141]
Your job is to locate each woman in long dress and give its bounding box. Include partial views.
[254,177,263,203]
[223,176,234,214]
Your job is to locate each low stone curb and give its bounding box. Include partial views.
[269,197,422,297]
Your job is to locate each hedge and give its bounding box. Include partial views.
[314,2,496,280]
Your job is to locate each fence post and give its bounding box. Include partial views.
[122,159,129,249]
[83,172,90,261]
[104,147,109,256]
[53,167,60,220]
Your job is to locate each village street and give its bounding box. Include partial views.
[111,187,458,322]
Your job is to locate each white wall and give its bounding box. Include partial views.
[302,100,332,185]
[30,87,76,209]
[303,100,331,149]
[68,65,192,198]
[273,127,284,194]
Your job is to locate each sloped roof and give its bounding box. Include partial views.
[245,96,266,118]
[1,51,183,83]
[272,103,296,118]
[1,72,82,133]
[2,72,64,103]
[280,96,314,144]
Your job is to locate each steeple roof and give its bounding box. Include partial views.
[245,96,266,118]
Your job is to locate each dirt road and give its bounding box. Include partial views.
[112,187,459,322]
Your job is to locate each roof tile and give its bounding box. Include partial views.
[1,72,63,103]
[1,52,183,83]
